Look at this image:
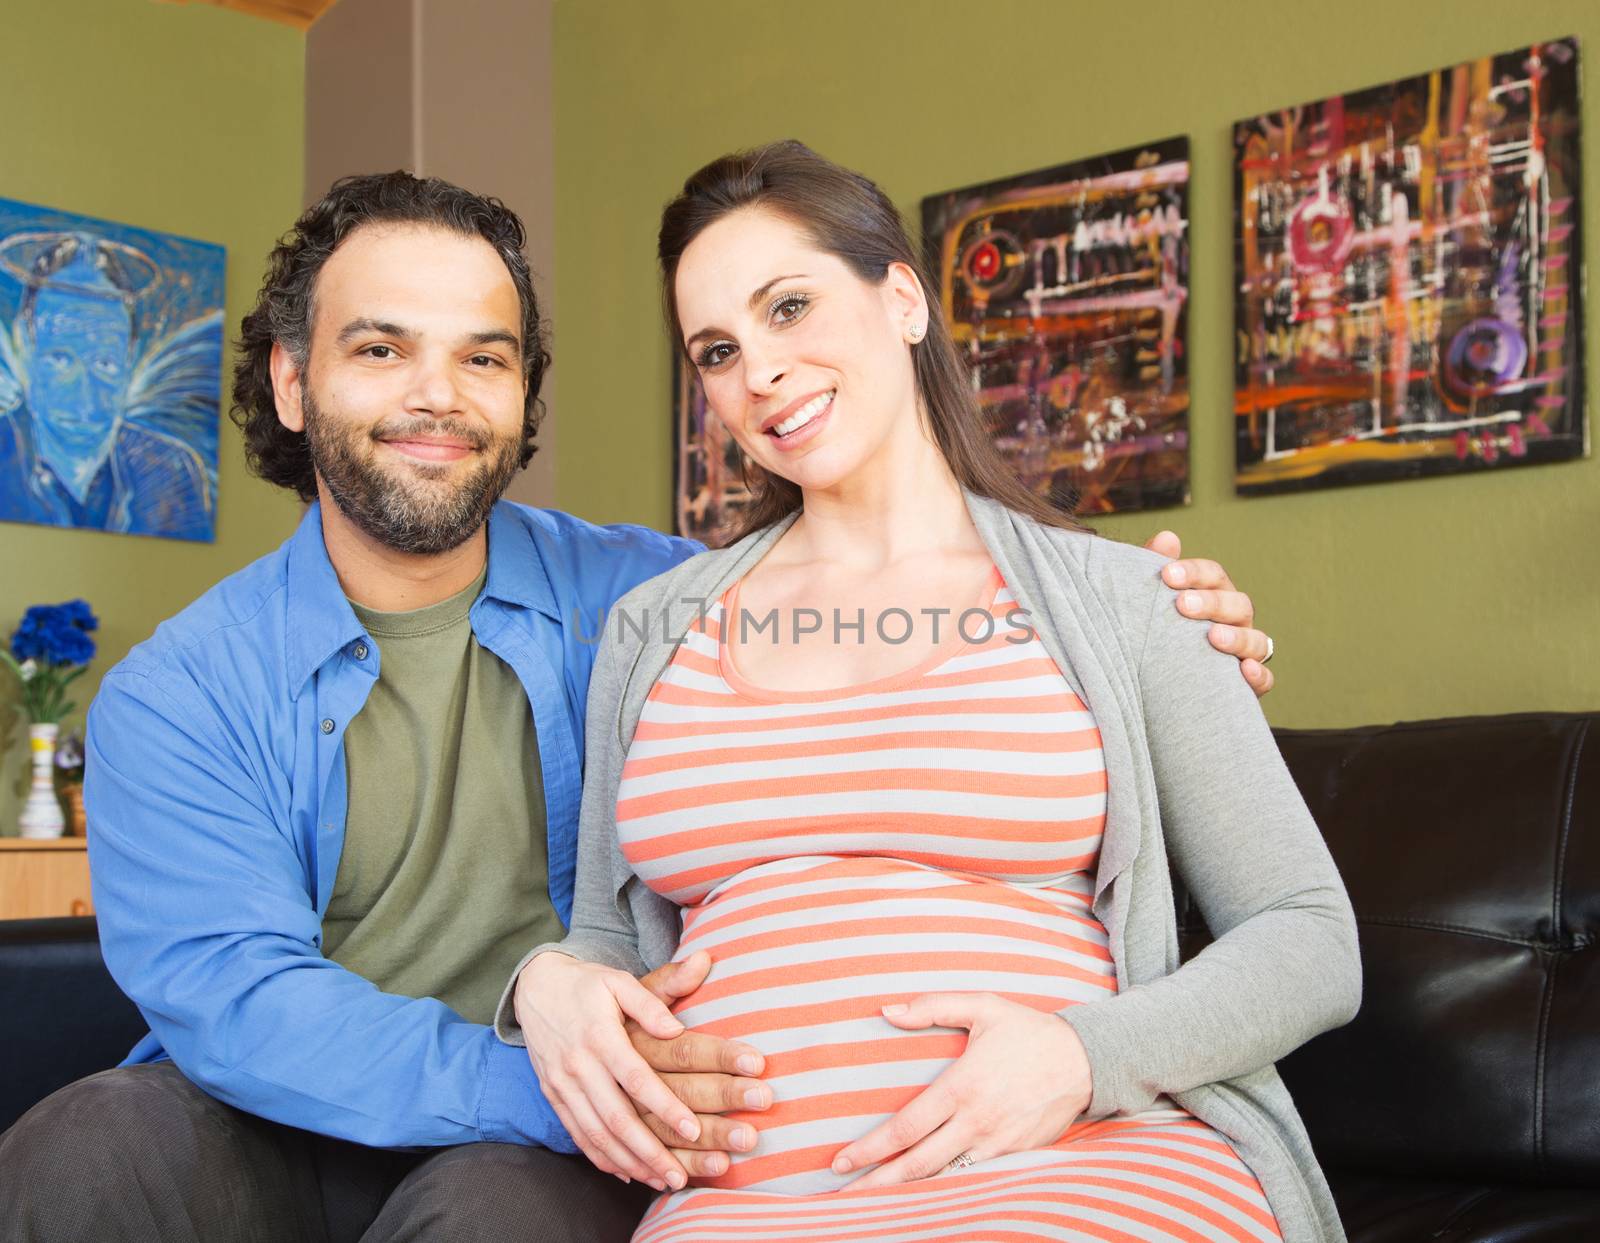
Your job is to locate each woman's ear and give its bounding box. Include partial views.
[883,261,930,342]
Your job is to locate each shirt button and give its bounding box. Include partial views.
[352,642,369,661]
[320,718,335,735]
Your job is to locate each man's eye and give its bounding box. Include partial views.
[468,354,502,368]
[91,358,122,380]
[364,345,394,359]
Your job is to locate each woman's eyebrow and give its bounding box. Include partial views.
[684,325,718,352]
[746,273,808,309]
[684,273,811,352]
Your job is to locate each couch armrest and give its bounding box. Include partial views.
[0,917,147,1133]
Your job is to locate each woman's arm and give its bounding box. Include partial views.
[1060,584,1361,1117]
[1146,530,1277,697]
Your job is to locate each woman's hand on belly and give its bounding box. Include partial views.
[513,950,705,1191]
[829,993,1094,1189]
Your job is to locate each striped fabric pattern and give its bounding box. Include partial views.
[616,573,1280,1242]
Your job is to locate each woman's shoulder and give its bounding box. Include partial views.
[1003,508,1224,686]
[998,505,1176,622]
[1080,530,1174,597]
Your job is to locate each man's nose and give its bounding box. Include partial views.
[405,353,463,415]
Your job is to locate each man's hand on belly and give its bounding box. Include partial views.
[514,950,703,1190]
[631,951,773,1180]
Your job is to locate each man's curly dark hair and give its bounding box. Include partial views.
[232,171,550,501]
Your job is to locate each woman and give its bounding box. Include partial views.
[501,141,1360,1243]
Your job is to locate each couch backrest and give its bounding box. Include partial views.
[1182,712,1599,1187]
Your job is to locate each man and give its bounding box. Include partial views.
[0,173,1273,1242]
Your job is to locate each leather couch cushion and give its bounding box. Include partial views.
[1181,714,1598,1187]
[1329,1167,1600,1243]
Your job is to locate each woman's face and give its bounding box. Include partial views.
[674,207,927,495]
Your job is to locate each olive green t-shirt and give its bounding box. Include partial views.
[322,568,565,1025]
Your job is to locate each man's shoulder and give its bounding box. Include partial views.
[104,539,292,700]
[509,501,700,565]
[501,502,702,611]
[606,540,732,614]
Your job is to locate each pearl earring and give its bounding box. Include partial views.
[907,322,926,343]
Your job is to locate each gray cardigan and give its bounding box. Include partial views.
[498,491,1361,1243]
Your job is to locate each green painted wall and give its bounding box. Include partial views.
[0,1,305,832]
[551,0,1600,729]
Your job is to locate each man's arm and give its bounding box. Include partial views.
[85,669,573,1152]
[1144,530,1275,697]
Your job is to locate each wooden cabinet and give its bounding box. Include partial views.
[0,838,93,919]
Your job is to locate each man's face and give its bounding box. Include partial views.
[28,288,132,487]
[286,223,528,555]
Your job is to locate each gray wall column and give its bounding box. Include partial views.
[304,0,557,508]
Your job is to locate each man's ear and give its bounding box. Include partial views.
[269,341,306,433]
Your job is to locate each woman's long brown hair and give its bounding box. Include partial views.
[659,140,1088,545]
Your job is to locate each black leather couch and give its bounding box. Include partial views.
[4,711,1596,1241]
[1183,711,1600,1240]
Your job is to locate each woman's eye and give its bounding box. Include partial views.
[698,342,736,369]
[772,295,809,324]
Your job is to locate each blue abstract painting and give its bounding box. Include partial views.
[0,197,224,541]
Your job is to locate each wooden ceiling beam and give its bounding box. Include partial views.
[154,0,340,32]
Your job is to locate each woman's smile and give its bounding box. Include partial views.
[762,388,834,447]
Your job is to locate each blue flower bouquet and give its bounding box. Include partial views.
[3,600,98,837]
[2,600,99,725]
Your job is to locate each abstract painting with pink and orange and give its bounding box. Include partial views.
[923,137,1191,516]
[1234,38,1586,495]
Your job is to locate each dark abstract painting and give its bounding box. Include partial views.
[673,354,749,546]
[0,197,224,541]
[922,138,1191,515]
[1234,38,1587,495]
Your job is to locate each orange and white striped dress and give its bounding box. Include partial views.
[615,568,1282,1243]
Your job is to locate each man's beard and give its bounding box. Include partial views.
[302,386,523,555]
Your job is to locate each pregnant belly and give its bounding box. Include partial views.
[668,856,1116,1195]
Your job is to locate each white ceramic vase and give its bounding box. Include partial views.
[18,722,65,839]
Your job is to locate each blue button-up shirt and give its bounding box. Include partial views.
[83,501,698,1150]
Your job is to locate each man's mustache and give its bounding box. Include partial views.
[367,418,491,450]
